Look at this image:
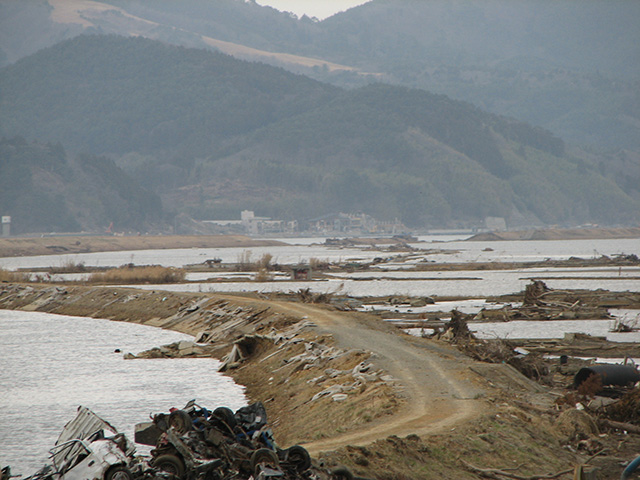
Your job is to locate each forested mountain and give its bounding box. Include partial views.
[196,84,637,227]
[1,35,637,232]
[315,1,640,151]
[0,137,162,234]
[1,0,638,151]
[0,35,337,158]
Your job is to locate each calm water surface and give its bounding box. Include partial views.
[1,237,637,271]
[126,274,640,298]
[0,310,246,476]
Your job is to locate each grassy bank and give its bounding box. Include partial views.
[88,265,186,284]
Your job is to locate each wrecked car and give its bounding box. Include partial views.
[23,406,138,480]
[137,400,312,479]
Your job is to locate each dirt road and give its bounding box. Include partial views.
[267,301,486,454]
[0,281,487,456]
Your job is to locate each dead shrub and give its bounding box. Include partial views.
[0,267,26,283]
[603,387,640,425]
[463,338,514,363]
[50,260,87,273]
[508,353,550,381]
[236,250,253,271]
[577,373,603,397]
[254,267,273,282]
[309,257,330,270]
[257,253,273,271]
[89,265,185,284]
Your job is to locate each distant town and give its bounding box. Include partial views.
[177,210,508,237]
[197,210,410,236]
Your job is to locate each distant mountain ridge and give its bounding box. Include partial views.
[1,35,638,233]
[1,0,638,151]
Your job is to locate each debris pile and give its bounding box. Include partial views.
[438,309,472,343]
[306,361,395,403]
[295,288,333,304]
[603,387,640,425]
[14,403,365,480]
[141,400,317,479]
[476,280,613,322]
[438,310,550,382]
[553,362,640,442]
[126,341,210,359]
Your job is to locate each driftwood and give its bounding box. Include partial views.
[461,460,572,480]
[461,449,604,480]
[524,280,550,306]
[517,281,610,320]
[602,418,640,434]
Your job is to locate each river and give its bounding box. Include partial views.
[0,310,247,476]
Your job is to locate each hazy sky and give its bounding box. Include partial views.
[255,0,370,19]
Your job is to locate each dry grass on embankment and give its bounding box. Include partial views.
[88,265,186,284]
[1,283,637,479]
[0,267,27,283]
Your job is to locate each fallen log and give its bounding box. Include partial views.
[602,419,640,434]
[461,449,604,480]
[462,460,572,479]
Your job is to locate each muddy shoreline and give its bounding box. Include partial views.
[0,235,284,258]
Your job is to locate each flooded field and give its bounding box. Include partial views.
[0,236,638,271]
[1,235,638,474]
[469,316,640,342]
[125,273,639,298]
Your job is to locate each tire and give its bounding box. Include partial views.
[284,445,311,472]
[250,448,279,475]
[330,466,354,480]
[213,407,236,429]
[168,410,192,434]
[152,454,186,478]
[104,466,133,480]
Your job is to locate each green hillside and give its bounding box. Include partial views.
[193,84,637,227]
[0,137,162,234]
[0,34,337,158]
[1,35,638,232]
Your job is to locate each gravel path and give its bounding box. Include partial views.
[268,301,487,453]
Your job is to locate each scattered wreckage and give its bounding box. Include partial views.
[9,402,363,480]
[137,400,315,479]
[12,407,142,480]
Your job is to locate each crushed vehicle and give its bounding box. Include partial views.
[12,402,364,480]
[20,406,141,480]
[136,400,367,480]
[136,400,314,479]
